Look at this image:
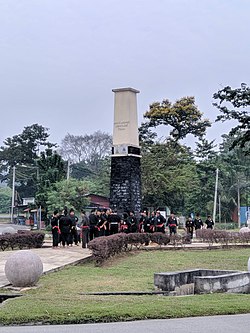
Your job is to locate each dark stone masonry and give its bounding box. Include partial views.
[110,155,141,215]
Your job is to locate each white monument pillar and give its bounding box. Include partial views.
[110,87,141,214]
[112,87,140,152]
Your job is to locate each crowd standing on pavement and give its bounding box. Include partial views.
[50,207,215,249]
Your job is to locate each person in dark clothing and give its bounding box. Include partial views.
[185,216,195,239]
[120,212,131,233]
[96,209,107,237]
[149,211,157,231]
[89,209,99,240]
[51,210,60,248]
[138,211,145,232]
[205,215,214,229]
[167,212,178,235]
[155,211,166,233]
[108,210,121,235]
[127,211,138,233]
[59,208,72,247]
[194,213,203,230]
[102,209,110,236]
[139,211,153,233]
[80,210,89,248]
[68,208,79,246]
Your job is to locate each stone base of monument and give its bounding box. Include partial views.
[154,269,250,295]
[110,155,141,214]
[5,250,43,287]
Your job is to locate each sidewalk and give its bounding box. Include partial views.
[0,242,92,288]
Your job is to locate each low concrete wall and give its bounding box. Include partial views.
[154,269,200,293]
[195,272,250,294]
[154,269,250,295]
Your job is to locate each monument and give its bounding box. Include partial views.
[110,87,142,215]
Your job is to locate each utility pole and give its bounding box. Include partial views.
[10,166,16,223]
[213,168,219,224]
[67,160,71,181]
[218,195,221,224]
[237,179,241,228]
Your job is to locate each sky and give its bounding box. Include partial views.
[0,0,250,149]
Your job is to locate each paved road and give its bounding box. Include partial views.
[1,314,250,333]
[0,223,30,234]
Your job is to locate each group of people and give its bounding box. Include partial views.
[51,208,80,248]
[50,207,215,248]
[185,214,215,239]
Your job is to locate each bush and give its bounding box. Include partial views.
[88,234,130,265]
[0,232,45,251]
[150,232,170,246]
[196,229,250,246]
[88,233,171,265]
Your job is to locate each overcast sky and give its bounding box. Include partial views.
[0,0,249,149]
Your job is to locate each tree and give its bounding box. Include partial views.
[45,179,90,212]
[35,149,66,207]
[0,124,55,198]
[141,140,199,214]
[195,138,217,161]
[213,83,250,153]
[0,187,11,213]
[70,161,94,180]
[0,124,55,169]
[216,133,250,222]
[193,138,218,215]
[59,131,112,169]
[143,97,211,142]
[70,157,111,197]
[139,122,157,145]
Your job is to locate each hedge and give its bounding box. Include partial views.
[196,229,250,245]
[0,231,45,251]
[88,230,250,265]
[88,233,172,265]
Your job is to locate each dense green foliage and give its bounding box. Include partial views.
[35,148,66,208]
[45,178,90,212]
[140,132,249,219]
[144,96,211,142]
[0,187,11,213]
[139,89,250,218]
[141,140,198,213]
[0,124,55,199]
[70,157,111,197]
[213,83,250,152]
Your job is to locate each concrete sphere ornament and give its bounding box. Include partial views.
[5,250,43,287]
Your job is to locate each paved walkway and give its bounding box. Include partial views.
[0,242,92,288]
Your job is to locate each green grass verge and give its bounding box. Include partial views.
[1,248,250,325]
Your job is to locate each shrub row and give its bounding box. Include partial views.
[196,229,250,245]
[88,232,187,265]
[88,230,250,265]
[0,232,45,251]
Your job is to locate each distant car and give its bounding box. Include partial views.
[14,216,26,225]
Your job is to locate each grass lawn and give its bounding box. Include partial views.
[0,248,250,325]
